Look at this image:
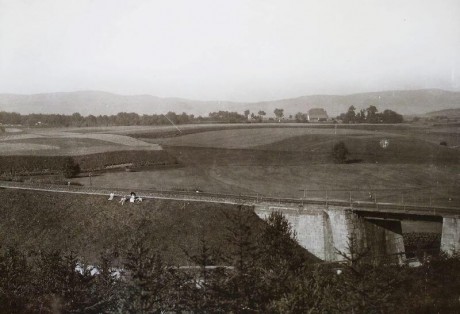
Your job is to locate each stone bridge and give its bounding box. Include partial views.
[1,181,458,264]
[254,202,460,263]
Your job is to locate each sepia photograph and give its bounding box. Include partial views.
[0,0,459,312]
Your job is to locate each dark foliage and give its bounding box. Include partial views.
[337,105,404,123]
[0,111,196,127]
[0,212,459,312]
[0,248,122,313]
[73,150,177,171]
[62,157,80,178]
[295,112,308,123]
[274,108,284,121]
[0,150,177,177]
[0,155,71,176]
[332,141,349,163]
[208,111,247,123]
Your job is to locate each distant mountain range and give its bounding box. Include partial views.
[1,89,459,117]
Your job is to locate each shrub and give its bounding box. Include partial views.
[62,157,80,178]
[332,141,349,163]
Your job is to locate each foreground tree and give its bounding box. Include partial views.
[120,240,177,313]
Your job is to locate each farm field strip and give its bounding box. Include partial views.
[0,145,163,156]
[0,128,162,155]
[0,142,59,153]
[61,123,421,136]
[0,133,44,141]
[59,123,341,134]
[29,130,161,147]
[156,128,379,149]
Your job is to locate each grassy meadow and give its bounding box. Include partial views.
[75,123,459,207]
[1,123,459,207]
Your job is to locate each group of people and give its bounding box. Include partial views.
[108,192,142,205]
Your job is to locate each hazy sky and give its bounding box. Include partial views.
[1,0,459,101]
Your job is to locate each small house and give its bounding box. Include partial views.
[308,108,328,122]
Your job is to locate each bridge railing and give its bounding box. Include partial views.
[1,180,459,216]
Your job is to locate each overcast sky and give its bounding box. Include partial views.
[0,0,459,101]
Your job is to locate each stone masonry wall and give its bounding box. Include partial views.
[441,217,460,255]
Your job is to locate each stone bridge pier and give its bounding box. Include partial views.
[441,217,460,255]
[254,204,405,264]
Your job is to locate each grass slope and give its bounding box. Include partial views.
[0,189,318,264]
[254,133,460,164]
[156,128,373,149]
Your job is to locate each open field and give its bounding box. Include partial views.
[70,124,460,207]
[135,125,459,206]
[0,128,161,156]
[150,128,378,149]
[78,161,460,207]
[1,123,458,208]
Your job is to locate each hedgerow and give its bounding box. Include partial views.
[0,150,177,176]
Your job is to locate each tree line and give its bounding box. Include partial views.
[337,105,404,123]
[0,110,268,127]
[1,209,459,313]
[0,106,404,127]
[0,109,282,127]
[0,111,197,127]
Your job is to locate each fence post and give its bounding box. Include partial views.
[429,190,432,208]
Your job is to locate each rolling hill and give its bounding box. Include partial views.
[425,108,460,118]
[1,89,460,117]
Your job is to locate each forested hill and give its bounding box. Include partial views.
[0,89,459,117]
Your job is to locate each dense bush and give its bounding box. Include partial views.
[0,155,71,176]
[0,151,177,176]
[338,105,404,123]
[73,150,177,171]
[332,141,349,163]
[62,157,80,178]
